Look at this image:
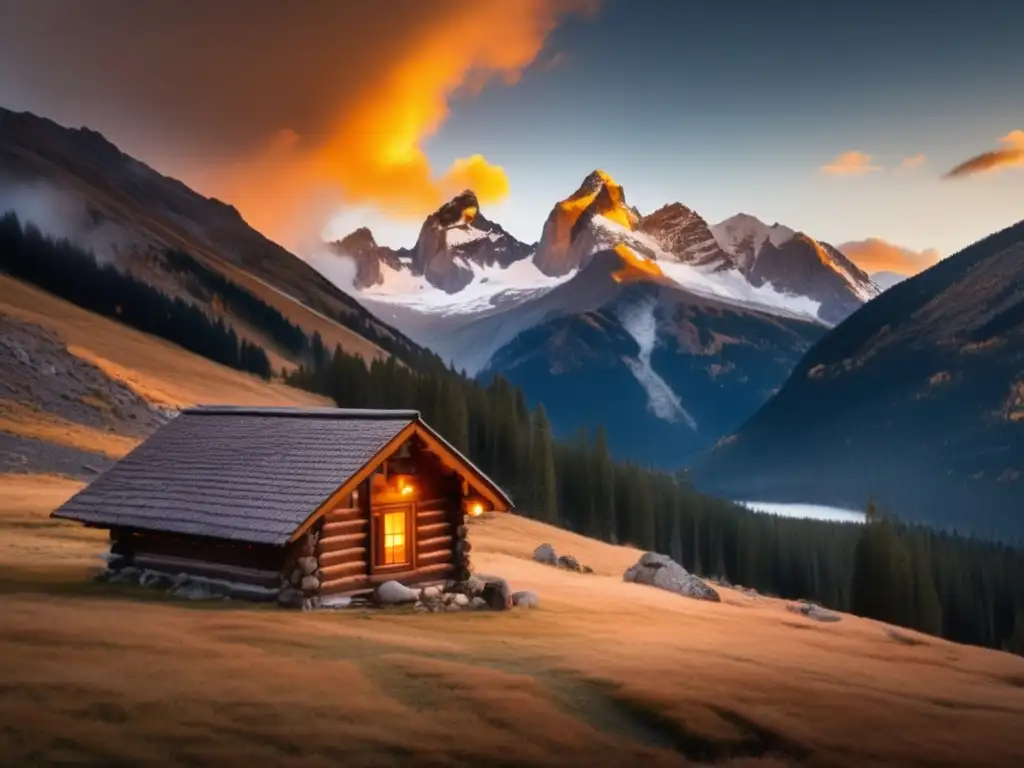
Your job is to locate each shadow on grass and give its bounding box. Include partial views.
[0,564,272,612]
[544,674,812,764]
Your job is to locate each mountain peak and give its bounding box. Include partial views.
[431,190,480,229]
[339,226,377,250]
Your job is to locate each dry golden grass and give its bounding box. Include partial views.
[0,399,140,459]
[0,276,331,410]
[2,474,1024,767]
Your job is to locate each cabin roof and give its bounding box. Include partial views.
[51,406,512,545]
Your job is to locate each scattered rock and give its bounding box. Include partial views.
[787,602,841,623]
[319,595,353,610]
[421,585,442,601]
[623,552,721,602]
[277,588,304,608]
[533,543,558,566]
[444,602,461,612]
[374,580,420,605]
[512,590,539,609]
[452,592,470,607]
[557,554,581,571]
[581,565,594,574]
[480,577,512,611]
[301,597,322,611]
[469,596,488,610]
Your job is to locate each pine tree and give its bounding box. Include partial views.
[908,535,943,635]
[851,516,913,626]
[591,426,615,540]
[530,404,558,523]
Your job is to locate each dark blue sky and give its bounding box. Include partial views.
[415,0,1024,260]
[1,0,1021,266]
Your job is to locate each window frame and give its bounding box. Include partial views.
[370,502,416,573]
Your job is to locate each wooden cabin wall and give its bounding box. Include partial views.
[311,480,370,596]
[316,441,469,597]
[109,527,286,599]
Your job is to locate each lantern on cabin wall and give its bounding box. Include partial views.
[464,498,487,518]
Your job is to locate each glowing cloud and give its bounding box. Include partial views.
[898,153,927,171]
[838,238,942,276]
[0,0,595,250]
[944,130,1024,179]
[820,150,883,176]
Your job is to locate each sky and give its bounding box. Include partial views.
[0,0,1022,275]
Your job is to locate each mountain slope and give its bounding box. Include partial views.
[0,107,432,367]
[711,213,879,323]
[481,248,826,464]
[693,218,1024,537]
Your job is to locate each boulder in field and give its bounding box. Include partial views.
[533,543,558,565]
[624,552,721,602]
[512,590,539,609]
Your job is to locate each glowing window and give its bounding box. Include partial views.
[382,511,407,565]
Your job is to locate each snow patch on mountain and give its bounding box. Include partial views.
[592,216,824,322]
[711,214,796,266]
[348,255,571,316]
[617,299,697,429]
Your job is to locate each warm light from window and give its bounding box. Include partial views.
[400,484,414,496]
[470,502,484,517]
[383,511,406,564]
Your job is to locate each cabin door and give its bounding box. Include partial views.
[370,503,416,572]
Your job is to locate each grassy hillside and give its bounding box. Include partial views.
[1,473,1023,767]
[1,276,329,411]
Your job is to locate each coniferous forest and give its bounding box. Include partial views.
[0,213,272,378]
[2,215,1023,656]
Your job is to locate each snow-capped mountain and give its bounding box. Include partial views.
[326,190,534,294]
[710,213,880,323]
[316,170,881,463]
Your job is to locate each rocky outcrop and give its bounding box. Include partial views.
[534,170,641,277]
[639,203,734,270]
[333,190,533,294]
[623,552,721,602]
[787,602,841,623]
[328,227,406,290]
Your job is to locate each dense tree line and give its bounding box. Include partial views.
[288,343,1024,656]
[163,248,308,355]
[0,212,272,378]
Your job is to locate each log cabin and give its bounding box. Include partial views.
[51,406,513,605]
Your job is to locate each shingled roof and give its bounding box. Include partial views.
[52,406,510,545]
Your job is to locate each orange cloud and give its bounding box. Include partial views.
[838,238,942,276]
[820,150,882,176]
[944,130,1024,179]
[202,0,595,247]
[898,153,926,171]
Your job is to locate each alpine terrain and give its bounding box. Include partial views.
[693,218,1024,538]
[0,107,434,370]
[325,170,882,464]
